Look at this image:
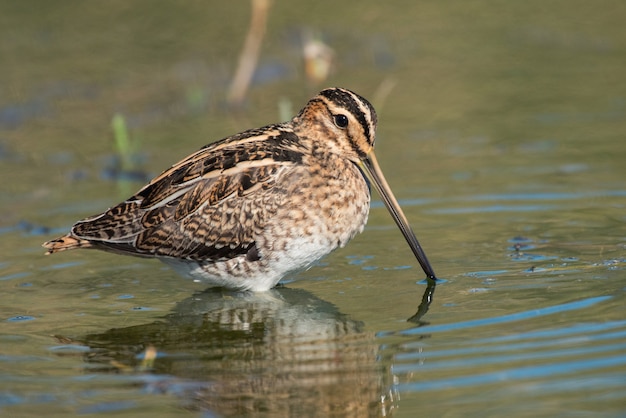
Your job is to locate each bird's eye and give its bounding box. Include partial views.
[333,114,349,128]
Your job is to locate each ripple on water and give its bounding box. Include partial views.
[47,345,91,354]
[0,272,32,281]
[6,315,36,322]
[381,295,625,415]
[396,296,612,336]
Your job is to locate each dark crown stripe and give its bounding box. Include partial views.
[319,88,376,143]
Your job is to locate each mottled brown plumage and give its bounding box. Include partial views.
[43,88,437,290]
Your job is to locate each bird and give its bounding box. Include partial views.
[43,87,437,291]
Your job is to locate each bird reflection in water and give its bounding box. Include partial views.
[78,283,437,416]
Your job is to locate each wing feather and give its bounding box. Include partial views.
[69,128,304,261]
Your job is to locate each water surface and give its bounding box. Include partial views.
[1,1,625,417]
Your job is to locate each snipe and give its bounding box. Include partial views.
[43,87,437,291]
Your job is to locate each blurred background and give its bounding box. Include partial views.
[1,1,625,417]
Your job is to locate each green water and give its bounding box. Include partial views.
[1,1,625,417]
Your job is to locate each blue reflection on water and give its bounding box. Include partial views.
[394,354,626,392]
[367,189,626,213]
[397,296,611,335]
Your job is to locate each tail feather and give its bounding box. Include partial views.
[42,234,93,254]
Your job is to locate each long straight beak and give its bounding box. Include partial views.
[359,150,438,281]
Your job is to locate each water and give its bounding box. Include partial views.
[1,1,625,417]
